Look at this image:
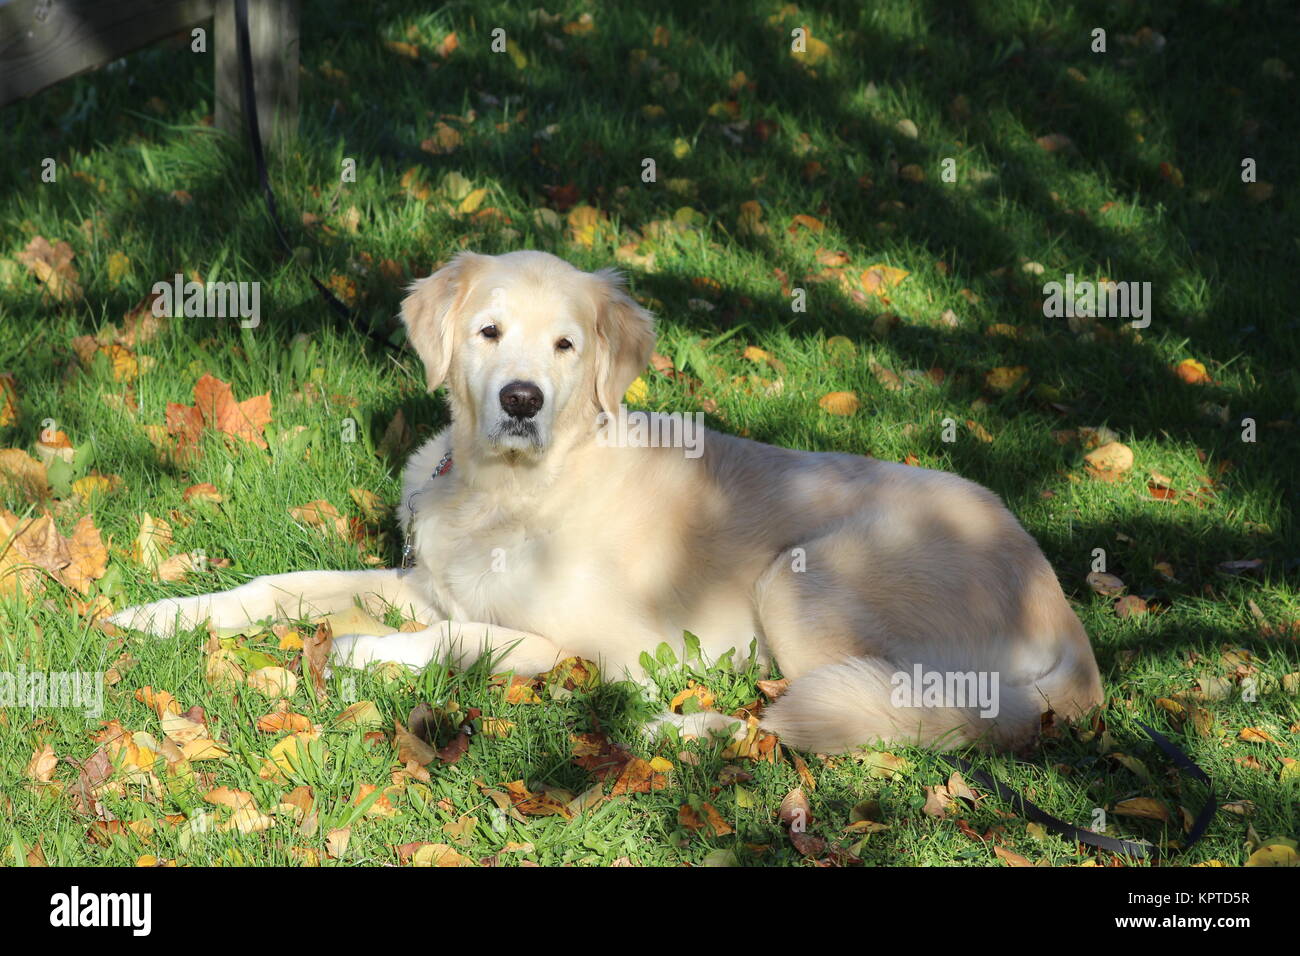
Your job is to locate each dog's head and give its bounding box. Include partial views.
[401,250,655,458]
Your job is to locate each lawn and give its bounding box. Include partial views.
[0,0,1297,867]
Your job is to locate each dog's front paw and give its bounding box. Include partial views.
[330,631,440,672]
[108,597,209,638]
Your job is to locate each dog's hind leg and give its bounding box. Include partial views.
[750,531,1091,752]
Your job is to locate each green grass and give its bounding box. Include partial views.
[0,0,1297,867]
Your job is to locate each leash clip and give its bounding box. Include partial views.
[401,452,452,569]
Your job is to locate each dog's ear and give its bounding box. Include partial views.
[401,252,488,391]
[590,267,655,415]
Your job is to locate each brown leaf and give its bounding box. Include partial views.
[0,374,20,427]
[16,236,82,301]
[394,718,437,766]
[993,845,1034,867]
[778,787,811,828]
[0,449,50,503]
[1036,133,1074,153]
[303,620,332,702]
[1113,797,1170,822]
[923,784,954,818]
[1086,571,1126,596]
[1114,595,1148,618]
[679,802,734,836]
[182,482,224,504]
[26,743,58,782]
[166,374,272,455]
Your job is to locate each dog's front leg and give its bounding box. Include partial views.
[110,568,440,638]
[331,620,570,677]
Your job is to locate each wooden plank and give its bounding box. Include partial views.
[0,0,214,107]
[213,0,298,151]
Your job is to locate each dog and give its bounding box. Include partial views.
[111,250,1103,752]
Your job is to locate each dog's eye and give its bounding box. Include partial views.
[556,337,573,351]
[480,325,500,340]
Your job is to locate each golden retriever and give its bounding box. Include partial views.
[111,250,1102,751]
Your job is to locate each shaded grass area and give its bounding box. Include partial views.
[0,0,1296,866]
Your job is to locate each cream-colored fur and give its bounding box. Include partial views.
[111,251,1102,752]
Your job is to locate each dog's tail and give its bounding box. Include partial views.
[759,650,1099,752]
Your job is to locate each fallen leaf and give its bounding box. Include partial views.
[818,391,860,416]
[1114,595,1148,619]
[16,236,82,301]
[1084,441,1133,482]
[1036,133,1074,153]
[679,802,734,836]
[1113,797,1169,822]
[166,374,272,455]
[1173,358,1211,385]
[1086,572,1126,596]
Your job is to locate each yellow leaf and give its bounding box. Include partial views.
[458,188,488,215]
[669,683,715,712]
[861,263,909,294]
[71,475,113,499]
[818,391,860,416]
[1244,844,1299,867]
[245,666,298,698]
[624,376,649,404]
[181,738,231,761]
[985,365,1029,394]
[411,843,473,866]
[566,205,604,248]
[132,513,172,571]
[334,700,383,729]
[791,31,831,67]
[506,38,528,70]
[107,251,132,286]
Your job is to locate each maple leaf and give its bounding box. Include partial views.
[165,374,272,453]
[0,510,107,596]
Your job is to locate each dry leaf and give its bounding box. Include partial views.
[818,391,860,416]
[16,236,82,301]
[1084,441,1133,481]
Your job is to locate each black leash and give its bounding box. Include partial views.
[941,721,1216,860]
[232,0,399,352]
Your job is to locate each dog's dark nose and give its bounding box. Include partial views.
[499,381,544,419]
